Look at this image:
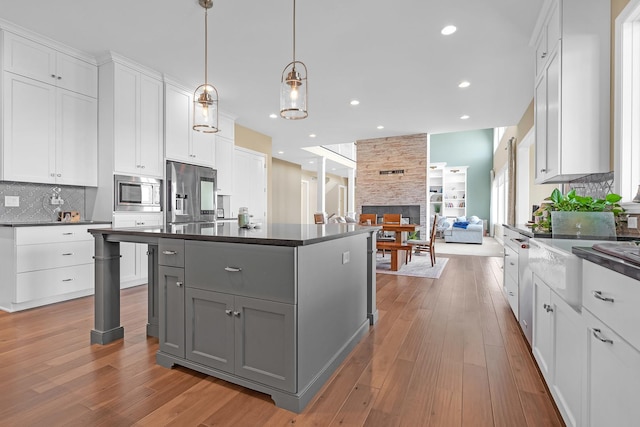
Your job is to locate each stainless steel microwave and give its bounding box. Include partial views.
[114,175,162,212]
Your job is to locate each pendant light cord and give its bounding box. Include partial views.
[292,0,296,64]
[204,6,208,87]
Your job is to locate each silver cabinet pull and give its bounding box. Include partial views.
[225,309,233,315]
[62,253,74,256]
[540,168,547,173]
[541,52,547,59]
[224,267,242,272]
[543,303,553,313]
[508,291,514,296]
[233,311,241,317]
[51,74,56,78]
[509,262,515,266]
[593,291,614,303]
[162,250,178,255]
[176,281,183,287]
[62,232,73,235]
[62,278,74,282]
[593,328,613,344]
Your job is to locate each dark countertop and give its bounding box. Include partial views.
[503,223,640,241]
[88,222,379,247]
[572,246,640,281]
[0,220,112,227]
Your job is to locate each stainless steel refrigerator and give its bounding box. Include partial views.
[166,160,217,224]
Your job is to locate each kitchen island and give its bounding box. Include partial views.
[89,222,378,412]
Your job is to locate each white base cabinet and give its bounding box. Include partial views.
[532,273,583,427]
[113,213,162,288]
[581,262,640,427]
[0,223,109,312]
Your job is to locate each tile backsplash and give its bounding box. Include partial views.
[0,181,86,222]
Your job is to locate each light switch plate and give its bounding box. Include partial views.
[628,216,638,229]
[5,196,19,207]
[342,251,350,264]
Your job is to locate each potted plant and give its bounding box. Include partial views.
[532,189,624,232]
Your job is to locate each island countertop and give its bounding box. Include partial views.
[89,221,379,247]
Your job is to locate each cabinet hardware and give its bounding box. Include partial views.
[57,76,62,80]
[592,328,613,344]
[225,309,233,315]
[543,303,553,313]
[233,311,241,317]
[592,291,614,303]
[176,281,183,287]
[162,250,178,255]
[50,173,55,177]
[540,168,547,173]
[510,262,515,266]
[62,278,73,282]
[541,52,547,58]
[62,232,73,235]
[224,267,242,272]
[62,253,74,256]
[508,291,514,296]
[57,174,61,177]
[51,74,56,78]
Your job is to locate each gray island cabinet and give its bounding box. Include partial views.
[89,222,378,412]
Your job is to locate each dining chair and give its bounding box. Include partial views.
[407,215,438,266]
[382,213,401,224]
[359,213,377,225]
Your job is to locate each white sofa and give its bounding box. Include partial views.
[443,215,484,244]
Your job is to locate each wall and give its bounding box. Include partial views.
[431,129,493,222]
[0,182,86,222]
[301,170,348,222]
[355,134,428,228]
[234,124,272,221]
[272,158,302,223]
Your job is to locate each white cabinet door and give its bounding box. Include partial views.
[2,73,56,183]
[215,136,234,195]
[583,309,640,427]
[545,47,560,180]
[113,64,139,175]
[533,274,553,382]
[56,89,97,186]
[165,82,215,167]
[534,72,548,183]
[138,74,163,177]
[3,31,97,97]
[550,291,583,427]
[164,83,192,163]
[113,64,163,178]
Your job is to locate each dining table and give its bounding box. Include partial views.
[377,223,419,271]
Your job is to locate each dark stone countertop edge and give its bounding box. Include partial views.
[88,225,379,247]
[503,223,640,241]
[572,247,640,281]
[0,220,112,227]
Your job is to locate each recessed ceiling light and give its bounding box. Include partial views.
[308,160,315,164]
[269,113,278,119]
[377,125,384,130]
[441,25,457,35]
[277,150,284,154]
[350,100,360,106]
[460,115,470,120]
[458,81,470,88]
[309,134,317,138]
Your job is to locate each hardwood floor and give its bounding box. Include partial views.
[0,255,563,426]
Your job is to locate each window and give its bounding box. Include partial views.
[614,0,640,203]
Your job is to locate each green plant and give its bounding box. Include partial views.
[532,189,624,232]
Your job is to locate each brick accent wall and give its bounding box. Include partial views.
[356,134,428,229]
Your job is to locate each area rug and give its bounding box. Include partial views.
[376,255,449,278]
[435,236,504,257]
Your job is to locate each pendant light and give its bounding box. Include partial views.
[280,0,308,120]
[193,0,219,133]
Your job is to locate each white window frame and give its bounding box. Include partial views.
[614,0,640,207]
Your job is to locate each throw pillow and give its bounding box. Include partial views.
[469,215,480,224]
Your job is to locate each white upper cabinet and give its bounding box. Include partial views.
[164,81,215,167]
[533,0,610,183]
[3,30,97,97]
[215,135,235,195]
[1,30,97,186]
[99,55,163,178]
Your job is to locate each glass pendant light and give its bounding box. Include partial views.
[193,0,219,133]
[280,0,308,120]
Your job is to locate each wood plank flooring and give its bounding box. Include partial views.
[0,254,563,426]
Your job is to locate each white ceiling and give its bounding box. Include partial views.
[0,0,544,176]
